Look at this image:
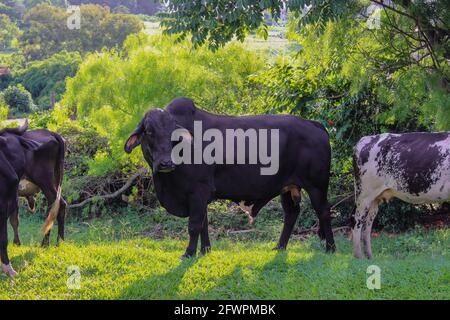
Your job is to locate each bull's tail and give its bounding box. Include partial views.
[42,186,61,235]
[42,134,65,235]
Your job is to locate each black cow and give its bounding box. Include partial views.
[12,129,67,247]
[125,97,335,258]
[0,122,42,277]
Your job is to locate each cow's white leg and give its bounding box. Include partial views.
[362,203,379,259]
[352,207,365,259]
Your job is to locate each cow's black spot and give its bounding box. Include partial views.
[352,153,362,196]
[375,132,449,196]
[360,136,380,165]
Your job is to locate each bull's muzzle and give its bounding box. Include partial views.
[157,160,175,173]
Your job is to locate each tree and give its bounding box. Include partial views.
[161,0,360,50]
[100,13,144,48]
[0,14,20,50]
[20,4,144,60]
[20,4,68,60]
[2,84,34,113]
[15,51,82,108]
[162,1,448,60]
[162,0,450,130]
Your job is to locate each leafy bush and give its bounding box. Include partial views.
[0,97,8,121]
[62,33,265,176]
[15,51,82,109]
[2,84,34,114]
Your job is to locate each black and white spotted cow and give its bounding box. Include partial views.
[352,132,450,259]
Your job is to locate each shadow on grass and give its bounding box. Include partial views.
[197,250,292,300]
[119,256,198,299]
[10,250,38,273]
[117,249,302,300]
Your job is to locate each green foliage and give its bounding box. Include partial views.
[14,51,82,109]
[163,0,450,128]
[161,0,359,50]
[0,13,20,50]
[20,4,144,60]
[0,96,8,120]
[1,84,34,114]
[0,1,23,21]
[112,5,130,14]
[62,33,264,175]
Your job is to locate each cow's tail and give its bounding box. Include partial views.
[350,148,360,233]
[42,134,65,235]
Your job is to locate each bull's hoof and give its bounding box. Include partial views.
[41,240,50,248]
[200,246,211,256]
[326,244,336,254]
[318,228,325,240]
[57,237,65,246]
[180,252,196,260]
[1,263,18,277]
[13,239,21,246]
[273,245,286,251]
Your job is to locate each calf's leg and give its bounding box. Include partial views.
[275,192,300,250]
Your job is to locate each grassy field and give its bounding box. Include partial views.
[144,21,290,57]
[0,209,448,300]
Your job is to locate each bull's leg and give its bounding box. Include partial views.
[41,232,51,247]
[200,213,211,256]
[363,204,378,259]
[182,214,203,259]
[9,204,20,246]
[307,187,335,253]
[0,202,17,277]
[38,182,58,247]
[26,196,36,212]
[40,196,53,247]
[275,192,300,250]
[182,192,208,259]
[56,198,67,243]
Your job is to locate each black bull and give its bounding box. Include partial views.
[125,97,335,257]
[0,123,65,277]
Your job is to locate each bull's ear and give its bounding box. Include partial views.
[175,124,193,143]
[125,120,144,154]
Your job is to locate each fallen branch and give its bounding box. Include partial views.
[331,193,353,210]
[296,225,351,235]
[68,167,148,209]
[227,229,257,234]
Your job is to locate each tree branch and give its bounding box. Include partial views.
[68,167,148,209]
[370,0,416,21]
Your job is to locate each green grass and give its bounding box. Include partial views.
[0,210,448,300]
